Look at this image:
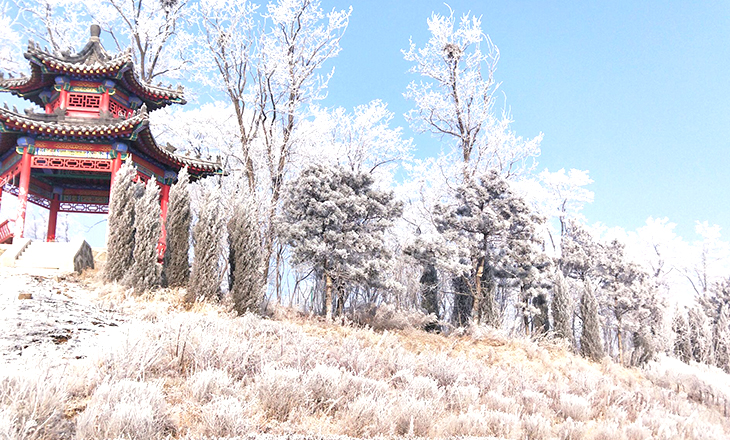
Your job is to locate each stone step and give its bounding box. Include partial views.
[6,240,95,272]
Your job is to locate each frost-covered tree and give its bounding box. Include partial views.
[699,277,730,370]
[672,309,692,363]
[98,0,192,82]
[12,0,90,54]
[419,263,440,330]
[228,189,263,315]
[579,284,603,361]
[278,164,403,321]
[0,1,22,76]
[13,0,191,82]
[105,161,137,282]
[163,167,190,287]
[187,185,224,303]
[193,0,351,294]
[687,305,711,364]
[403,9,541,178]
[551,270,573,343]
[192,0,259,188]
[433,170,542,327]
[714,304,730,372]
[125,178,161,292]
[599,240,650,363]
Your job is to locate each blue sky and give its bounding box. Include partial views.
[320,0,730,239]
[3,0,729,246]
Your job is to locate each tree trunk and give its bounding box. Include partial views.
[617,327,624,365]
[473,257,485,324]
[325,272,333,322]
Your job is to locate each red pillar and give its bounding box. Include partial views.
[14,144,32,239]
[59,89,68,109]
[100,90,110,113]
[109,154,123,189]
[47,193,60,242]
[158,183,171,261]
[160,183,170,222]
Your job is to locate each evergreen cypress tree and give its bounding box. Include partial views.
[714,305,730,372]
[579,282,604,361]
[552,270,573,344]
[228,191,263,315]
[672,309,692,363]
[187,186,224,303]
[163,167,191,287]
[688,305,711,364]
[125,178,162,292]
[105,161,137,282]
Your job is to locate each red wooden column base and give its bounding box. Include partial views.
[47,193,60,242]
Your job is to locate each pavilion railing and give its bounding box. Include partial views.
[0,219,15,244]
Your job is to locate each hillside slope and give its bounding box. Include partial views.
[1,268,729,439]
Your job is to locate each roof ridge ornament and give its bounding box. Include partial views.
[90,24,101,42]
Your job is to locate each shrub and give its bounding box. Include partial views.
[0,372,71,440]
[253,368,305,421]
[75,379,172,440]
[187,368,234,404]
[338,394,393,437]
[200,396,254,437]
[557,392,592,421]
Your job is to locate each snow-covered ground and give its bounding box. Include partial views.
[0,267,126,371]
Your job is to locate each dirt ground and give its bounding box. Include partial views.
[0,268,126,371]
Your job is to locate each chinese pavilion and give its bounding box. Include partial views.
[0,25,221,255]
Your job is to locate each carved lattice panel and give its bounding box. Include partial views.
[67,93,101,109]
[32,156,112,171]
[59,202,108,214]
[109,100,131,118]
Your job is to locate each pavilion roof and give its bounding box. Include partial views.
[0,105,221,176]
[0,25,186,111]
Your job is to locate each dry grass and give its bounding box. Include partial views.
[1,275,730,439]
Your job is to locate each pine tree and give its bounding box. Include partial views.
[187,186,224,303]
[278,164,403,321]
[672,309,692,363]
[552,269,573,344]
[125,178,162,292]
[105,161,137,282]
[579,282,604,361]
[228,191,263,315]
[433,170,542,327]
[163,167,191,287]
